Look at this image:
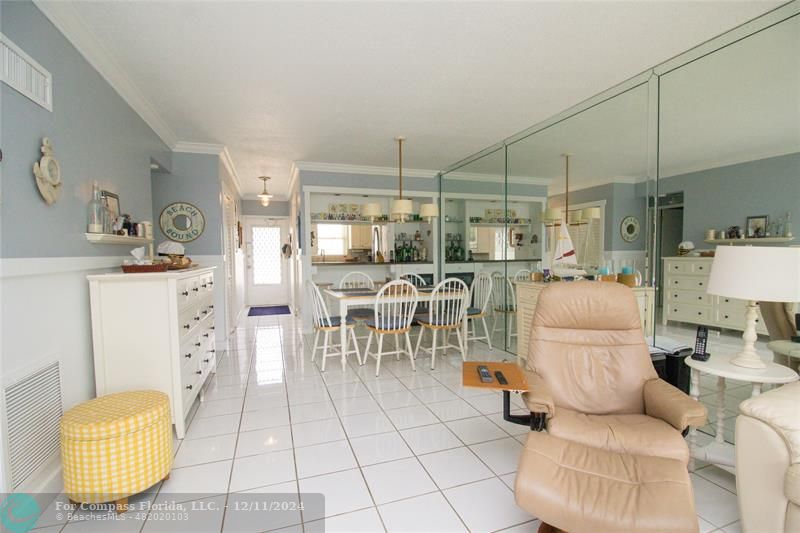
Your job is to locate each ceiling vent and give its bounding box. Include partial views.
[4,362,63,489]
[1,32,53,111]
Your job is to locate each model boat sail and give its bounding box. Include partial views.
[551,217,587,277]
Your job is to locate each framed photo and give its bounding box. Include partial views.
[101,191,120,221]
[746,215,768,238]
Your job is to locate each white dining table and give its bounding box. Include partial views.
[323,287,469,371]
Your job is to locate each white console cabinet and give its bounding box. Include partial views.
[662,257,768,335]
[88,267,218,438]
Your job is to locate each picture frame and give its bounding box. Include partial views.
[237,221,243,249]
[746,215,768,238]
[101,191,120,221]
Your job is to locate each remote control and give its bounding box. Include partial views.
[477,365,493,383]
[691,325,710,361]
[494,371,508,385]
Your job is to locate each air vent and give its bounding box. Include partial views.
[1,32,53,111]
[4,362,63,489]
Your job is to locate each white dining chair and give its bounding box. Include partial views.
[491,272,517,346]
[513,269,532,282]
[414,278,469,369]
[401,272,428,287]
[308,280,361,371]
[466,272,493,350]
[339,271,375,327]
[363,280,418,376]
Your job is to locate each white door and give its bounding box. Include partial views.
[246,218,290,306]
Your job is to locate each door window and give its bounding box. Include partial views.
[252,226,282,285]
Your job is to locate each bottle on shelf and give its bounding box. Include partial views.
[87,181,106,234]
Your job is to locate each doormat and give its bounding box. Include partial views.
[248,305,291,316]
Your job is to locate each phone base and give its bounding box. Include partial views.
[691,352,711,361]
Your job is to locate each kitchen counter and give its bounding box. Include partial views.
[312,261,434,266]
[445,258,541,264]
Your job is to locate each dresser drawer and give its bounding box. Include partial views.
[666,275,707,291]
[666,303,712,324]
[179,306,202,338]
[199,273,214,296]
[664,261,689,274]
[666,290,711,306]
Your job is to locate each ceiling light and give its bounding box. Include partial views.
[260,196,270,207]
[362,202,382,221]
[420,203,439,222]
[257,176,273,201]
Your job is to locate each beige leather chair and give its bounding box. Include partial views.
[736,381,800,533]
[515,281,707,533]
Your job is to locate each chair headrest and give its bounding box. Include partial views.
[534,281,642,331]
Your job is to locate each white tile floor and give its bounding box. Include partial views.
[34,311,745,532]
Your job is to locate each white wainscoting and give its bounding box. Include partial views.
[0,256,127,495]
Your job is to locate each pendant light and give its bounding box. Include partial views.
[362,202,382,222]
[257,176,273,207]
[391,137,413,222]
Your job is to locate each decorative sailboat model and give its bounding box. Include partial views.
[548,154,588,277]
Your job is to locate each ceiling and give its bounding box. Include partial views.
[39,1,785,199]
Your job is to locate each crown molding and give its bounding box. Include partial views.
[172,141,225,155]
[34,0,177,148]
[294,161,438,179]
[287,162,300,195]
[445,171,552,186]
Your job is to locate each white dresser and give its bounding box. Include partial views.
[88,267,218,438]
[515,281,655,362]
[662,257,768,335]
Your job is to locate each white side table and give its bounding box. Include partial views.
[685,353,798,473]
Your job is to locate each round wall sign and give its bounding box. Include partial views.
[160,202,205,243]
[620,215,641,243]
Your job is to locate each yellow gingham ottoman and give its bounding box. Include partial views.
[60,390,172,505]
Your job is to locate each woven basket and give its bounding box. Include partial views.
[121,263,169,274]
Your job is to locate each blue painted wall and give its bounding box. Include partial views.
[658,153,800,244]
[151,153,223,255]
[241,200,290,217]
[0,1,170,258]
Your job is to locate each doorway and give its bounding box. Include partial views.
[245,217,290,307]
[656,206,684,306]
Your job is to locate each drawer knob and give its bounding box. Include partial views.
[725,315,729,319]
[195,370,202,375]
[203,358,210,363]
[194,317,200,321]
[192,288,199,292]
[183,324,190,330]
[208,281,214,286]
[202,310,209,315]
[181,291,189,296]
[699,282,703,286]
[184,353,192,359]
[210,305,215,309]
[210,349,216,353]
[698,312,702,316]
[194,342,201,347]
[186,385,193,391]
[210,327,215,330]
[203,333,209,338]
[202,284,208,288]
[698,296,702,300]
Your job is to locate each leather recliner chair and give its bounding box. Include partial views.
[736,381,800,532]
[515,281,708,533]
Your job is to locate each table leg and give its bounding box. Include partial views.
[502,390,532,427]
[715,377,726,445]
[339,300,348,372]
[689,368,700,471]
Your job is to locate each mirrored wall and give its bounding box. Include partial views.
[438,6,799,443]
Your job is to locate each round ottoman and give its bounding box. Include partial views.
[60,390,172,506]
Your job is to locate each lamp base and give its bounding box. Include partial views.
[729,301,766,369]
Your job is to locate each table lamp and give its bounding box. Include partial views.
[706,246,800,368]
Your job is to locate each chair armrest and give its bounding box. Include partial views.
[644,378,707,431]
[786,464,800,506]
[522,370,554,419]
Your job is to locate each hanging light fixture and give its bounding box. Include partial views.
[390,137,413,222]
[362,202,382,222]
[257,176,273,207]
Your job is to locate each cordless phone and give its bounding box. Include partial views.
[477,365,493,383]
[691,326,710,361]
[494,371,508,385]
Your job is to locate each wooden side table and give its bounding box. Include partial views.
[685,353,798,473]
[462,361,530,426]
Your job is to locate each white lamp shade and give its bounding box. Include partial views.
[420,203,439,219]
[362,203,382,218]
[707,246,800,302]
[568,210,583,224]
[260,197,270,207]
[543,208,562,222]
[582,207,601,220]
[391,198,413,216]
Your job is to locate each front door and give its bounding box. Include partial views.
[245,217,290,307]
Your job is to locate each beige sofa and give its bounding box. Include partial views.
[736,381,800,532]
